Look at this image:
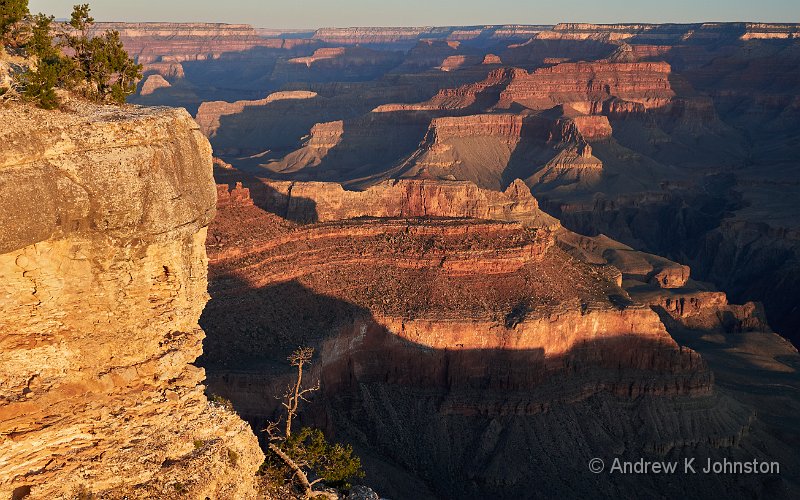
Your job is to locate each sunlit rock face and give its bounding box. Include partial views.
[0,103,263,498]
[202,175,796,499]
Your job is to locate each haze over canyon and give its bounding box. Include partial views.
[2,15,800,500]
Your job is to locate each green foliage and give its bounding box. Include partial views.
[263,427,364,490]
[65,4,141,104]
[19,13,73,109]
[209,394,236,412]
[227,447,239,466]
[6,3,141,108]
[28,12,55,58]
[69,3,92,32]
[0,0,28,40]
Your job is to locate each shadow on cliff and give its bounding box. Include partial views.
[195,274,786,499]
[241,111,430,186]
[214,166,319,223]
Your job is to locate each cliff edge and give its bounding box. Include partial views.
[0,102,263,498]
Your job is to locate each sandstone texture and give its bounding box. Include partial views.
[0,103,263,498]
[257,178,558,229]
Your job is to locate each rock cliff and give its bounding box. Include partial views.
[0,103,263,498]
[202,176,798,499]
[497,61,676,111]
[195,90,318,138]
[257,178,558,228]
[95,22,317,64]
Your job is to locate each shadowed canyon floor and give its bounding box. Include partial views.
[200,179,800,499]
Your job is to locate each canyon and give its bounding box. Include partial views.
[203,175,799,498]
[123,21,799,348]
[2,18,799,500]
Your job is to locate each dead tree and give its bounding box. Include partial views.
[263,347,326,499]
[283,346,319,439]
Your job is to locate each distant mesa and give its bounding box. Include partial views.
[482,53,503,65]
[195,91,318,137]
[139,74,171,96]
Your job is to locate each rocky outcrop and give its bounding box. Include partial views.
[482,53,502,65]
[256,178,559,228]
[497,61,676,111]
[200,176,792,499]
[139,74,171,96]
[0,103,262,498]
[217,182,254,208]
[424,114,524,144]
[141,61,185,79]
[373,68,517,112]
[570,115,613,140]
[195,90,318,137]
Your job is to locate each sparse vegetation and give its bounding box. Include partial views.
[1,1,141,108]
[227,447,239,466]
[259,347,364,499]
[209,394,236,412]
[0,0,28,43]
[73,484,94,500]
[65,4,141,103]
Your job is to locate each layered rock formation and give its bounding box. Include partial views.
[257,178,558,228]
[373,68,517,112]
[202,175,799,499]
[95,22,317,64]
[309,26,548,48]
[0,103,262,498]
[195,90,318,137]
[497,61,676,111]
[139,73,171,96]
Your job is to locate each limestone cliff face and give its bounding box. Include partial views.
[497,62,676,111]
[0,103,263,498]
[258,178,559,229]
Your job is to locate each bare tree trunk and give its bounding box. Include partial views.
[285,359,304,438]
[269,443,313,499]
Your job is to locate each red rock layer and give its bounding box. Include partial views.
[497,61,676,111]
[139,74,171,96]
[256,178,557,228]
[424,114,524,144]
[374,68,517,112]
[204,179,713,409]
[216,182,254,208]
